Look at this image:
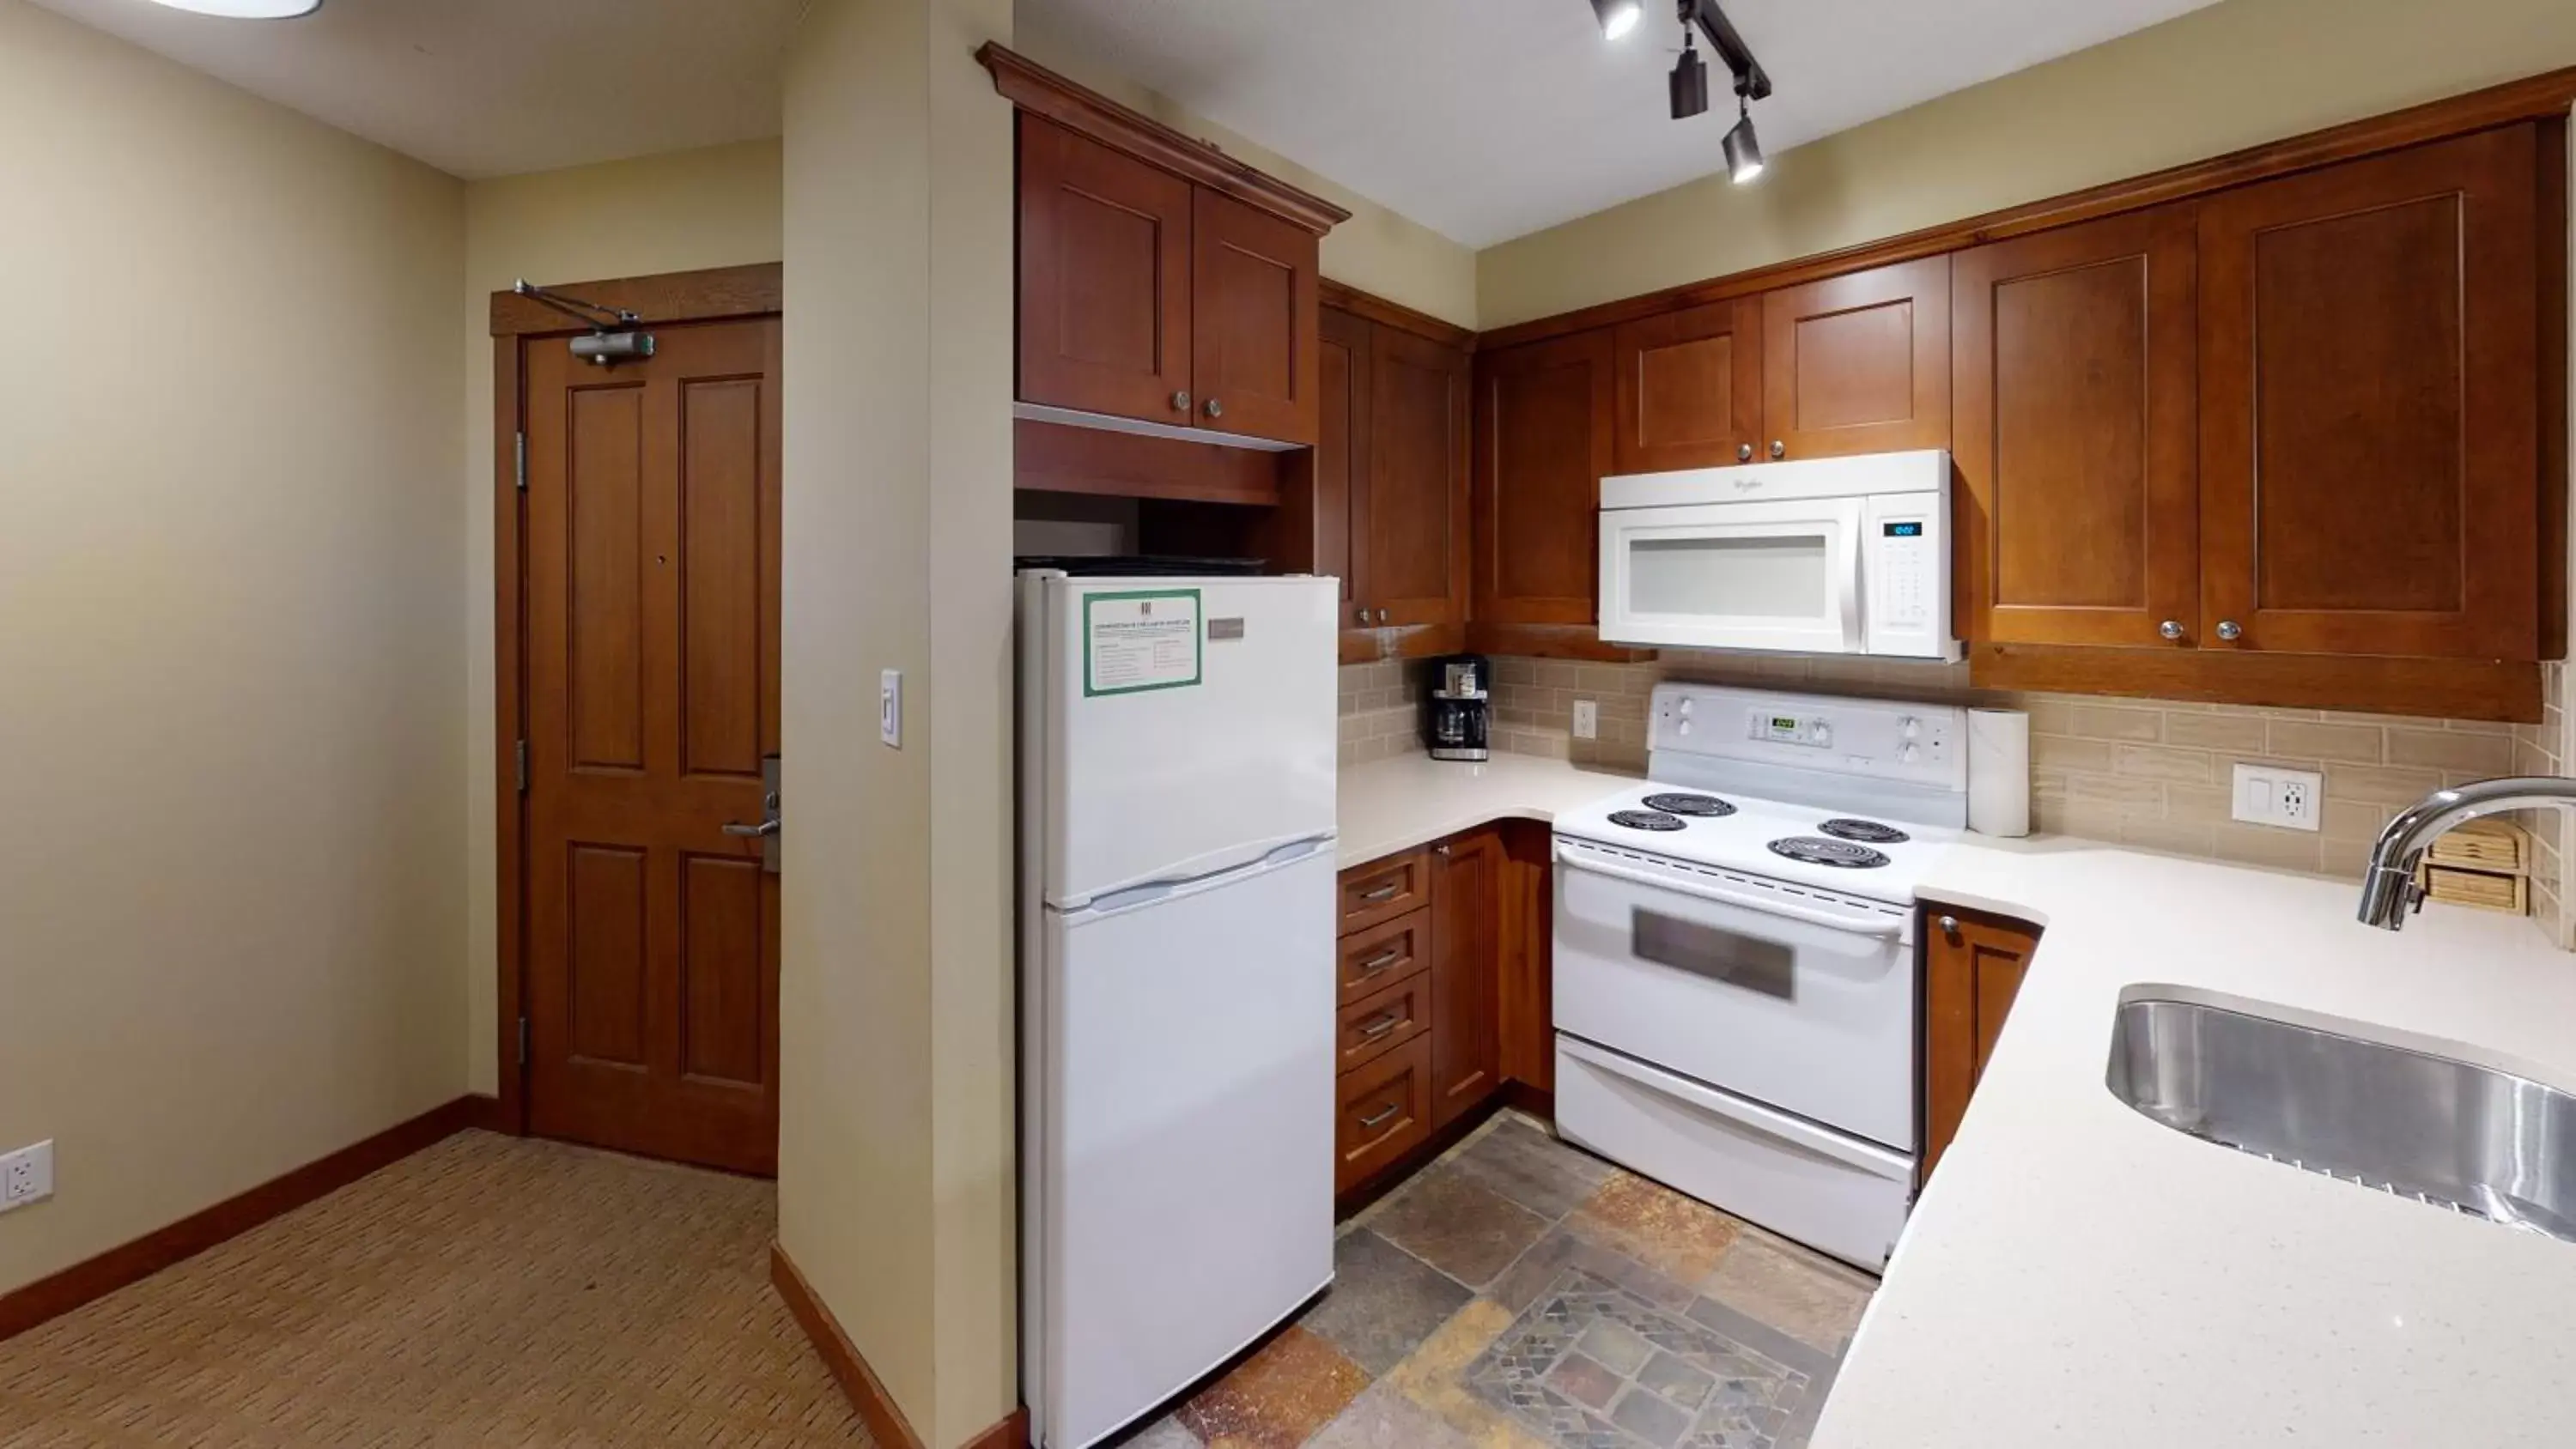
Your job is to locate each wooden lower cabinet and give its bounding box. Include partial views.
[1336,1035,1432,1194]
[1919,905,2042,1181]
[1428,830,1502,1127]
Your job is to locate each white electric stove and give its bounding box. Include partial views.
[1552,683,1967,1270]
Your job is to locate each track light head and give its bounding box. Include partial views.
[1589,0,1642,40]
[1723,96,1765,184]
[1669,39,1709,119]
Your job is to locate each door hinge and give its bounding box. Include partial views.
[513,430,527,492]
[518,1016,531,1069]
[514,738,528,794]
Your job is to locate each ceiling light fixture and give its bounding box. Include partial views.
[138,0,322,17]
[1723,95,1765,184]
[1668,32,1708,119]
[1589,0,1643,40]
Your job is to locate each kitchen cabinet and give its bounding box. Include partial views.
[1611,299,1763,474]
[1953,205,2201,648]
[1336,1036,1432,1194]
[1759,255,1952,462]
[1304,297,1471,652]
[2197,124,2540,660]
[1473,327,1615,627]
[1189,186,1323,445]
[1427,830,1501,1128]
[1920,906,2040,1182]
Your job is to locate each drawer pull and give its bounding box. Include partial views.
[1357,882,1400,902]
[1358,1012,1403,1040]
[1356,947,1404,975]
[1358,1102,1400,1130]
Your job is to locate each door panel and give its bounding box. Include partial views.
[1612,299,1763,474]
[1192,188,1321,445]
[525,315,783,1175]
[1953,205,2199,647]
[1760,256,1951,460]
[1474,329,1614,626]
[1316,306,1368,622]
[1017,114,1194,425]
[2199,125,2539,658]
[1922,907,2038,1181]
[1364,324,1469,628]
[1429,832,1501,1129]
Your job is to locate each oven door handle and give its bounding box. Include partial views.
[1553,842,1905,939]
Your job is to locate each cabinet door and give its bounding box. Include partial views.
[1473,330,1614,626]
[1317,306,1370,630]
[1922,907,2038,1181]
[1191,187,1321,446]
[1016,114,1194,424]
[1361,325,1470,629]
[1760,256,1951,460]
[2199,125,2540,659]
[1428,831,1502,1129]
[1953,206,2200,647]
[1611,298,1764,474]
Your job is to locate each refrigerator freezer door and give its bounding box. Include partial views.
[1035,575,1338,907]
[1030,847,1336,1449]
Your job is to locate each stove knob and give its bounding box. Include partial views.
[1677,718,1692,737]
[1900,717,1921,740]
[1900,743,1921,764]
[1678,700,1694,718]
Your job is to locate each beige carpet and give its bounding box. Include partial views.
[0,1131,871,1447]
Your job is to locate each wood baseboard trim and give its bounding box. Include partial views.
[0,1094,495,1343]
[770,1243,930,1449]
[963,1405,1033,1449]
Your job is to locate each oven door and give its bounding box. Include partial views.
[1596,496,1863,652]
[1551,837,1915,1150]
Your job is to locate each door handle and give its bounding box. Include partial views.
[1355,948,1404,975]
[728,761,783,872]
[1358,1102,1400,1130]
[1358,1012,1403,1040]
[1358,882,1400,902]
[722,819,781,838]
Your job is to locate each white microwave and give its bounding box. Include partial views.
[1596,449,1956,659]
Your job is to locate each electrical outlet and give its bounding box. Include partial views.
[2233,763,2322,832]
[1571,699,1598,740]
[1,1141,53,1213]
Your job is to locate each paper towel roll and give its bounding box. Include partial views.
[1968,707,2032,838]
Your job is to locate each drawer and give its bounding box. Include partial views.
[1339,850,1430,933]
[1336,1034,1432,1195]
[1337,907,1431,1005]
[1336,972,1430,1074]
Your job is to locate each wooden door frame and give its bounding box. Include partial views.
[489,261,785,1138]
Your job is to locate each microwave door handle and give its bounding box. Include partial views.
[1552,843,1905,942]
[1838,504,1865,649]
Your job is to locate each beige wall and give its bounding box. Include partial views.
[459,141,783,1094]
[778,0,1018,1444]
[1011,4,1478,330]
[1479,0,2576,327]
[0,0,466,1294]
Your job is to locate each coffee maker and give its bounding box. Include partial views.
[1423,655,1491,762]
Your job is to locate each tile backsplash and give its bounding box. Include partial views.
[1340,651,2576,944]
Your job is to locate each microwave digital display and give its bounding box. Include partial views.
[1882,521,1924,537]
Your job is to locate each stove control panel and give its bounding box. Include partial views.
[1749,711,1835,749]
[1649,684,1966,791]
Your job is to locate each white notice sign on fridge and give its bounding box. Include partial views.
[1083,588,1202,696]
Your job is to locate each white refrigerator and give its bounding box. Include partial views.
[1018,571,1339,1449]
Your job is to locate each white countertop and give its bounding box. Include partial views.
[1336,755,2576,1444]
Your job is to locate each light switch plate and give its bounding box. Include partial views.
[1571,700,1598,740]
[879,670,902,748]
[1,1140,53,1213]
[2233,763,2321,832]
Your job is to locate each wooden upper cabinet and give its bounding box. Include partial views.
[1921,906,2039,1182]
[1475,329,1615,626]
[1611,299,1763,474]
[1192,187,1321,445]
[1362,324,1470,628]
[1760,255,1951,460]
[1953,205,2201,648]
[1016,115,1194,425]
[1314,306,1368,620]
[2199,124,2541,660]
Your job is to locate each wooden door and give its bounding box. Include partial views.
[522,317,783,1175]
[1316,306,1370,630]
[1611,298,1764,474]
[2199,125,2541,659]
[1017,113,1195,426]
[1760,256,1952,460]
[1953,206,2201,647]
[1428,831,1501,1129]
[1921,906,2038,1181]
[1473,329,1614,626]
[1192,187,1321,445]
[1361,324,1470,629]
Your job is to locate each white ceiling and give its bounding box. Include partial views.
[28,0,804,179]
[1022,0,2221,246]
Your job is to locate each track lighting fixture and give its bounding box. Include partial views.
[1590,0,1643,40]
[1669,33,1708,119]
[1723,94,1765,184]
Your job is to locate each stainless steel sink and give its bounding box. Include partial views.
[2107,994,2576,1243]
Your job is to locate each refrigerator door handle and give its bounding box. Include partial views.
[1076,833,1335,918]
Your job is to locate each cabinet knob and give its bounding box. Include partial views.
[1170,390,1190,412]
[1736,442,1753,463]
[1376,608,1390,623]
[2216,619,2243,642]
[1354,604,1370,625]
[1769,440,1786,459]
[1939,914,1960,941]
[1435,844,1451,857]
[2158,619,2184,641]
[1204,397,1224,420]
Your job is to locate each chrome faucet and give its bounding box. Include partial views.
[2358,776,2576,930]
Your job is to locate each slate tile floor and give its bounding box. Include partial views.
[1125,1112,1875,1449]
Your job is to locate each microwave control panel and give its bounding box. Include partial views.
[1862,490,1956,660]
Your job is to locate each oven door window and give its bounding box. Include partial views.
[1632,906,1795,1001]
